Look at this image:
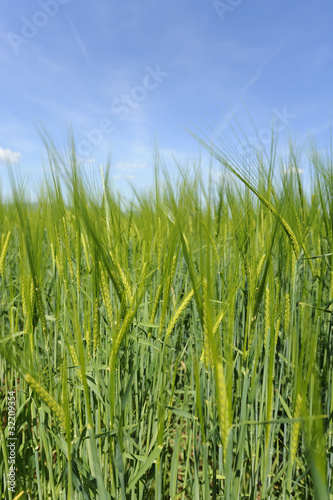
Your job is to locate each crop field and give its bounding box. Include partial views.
[0,134,333,499]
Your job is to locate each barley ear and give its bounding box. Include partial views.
[150,283,163,324]
[215,359,231,463]
[68,344,83,383]
[165,288,194,342]
[24,373,66,428]
[256,253,266,282]
[0,230,11,275]
[202,278,213,370]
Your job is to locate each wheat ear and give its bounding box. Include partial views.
[165,288,194,342]
[24,374,66,428]
[0,230,11,275]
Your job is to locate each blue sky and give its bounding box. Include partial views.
[0,0,332,195]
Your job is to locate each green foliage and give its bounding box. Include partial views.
[0,135,332,499]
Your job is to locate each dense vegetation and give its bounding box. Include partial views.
[0,132,333,499]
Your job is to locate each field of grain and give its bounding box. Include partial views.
[0,134,333,499]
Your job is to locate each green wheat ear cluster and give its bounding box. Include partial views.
[1,133,332,497]
[0,230,11,275]
[24,373,66,428]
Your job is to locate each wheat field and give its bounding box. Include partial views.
[0,132,333,499]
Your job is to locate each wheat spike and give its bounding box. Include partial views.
[24,374,66,428]
[202,278,213,370]
[165,288,194,342]
[215,359,231,462]
[150,283,163,324]
[100,265,113,324]
[256,253,266,282]
[68,344,83,383]
[0,230,11,275]
[81,232,91,273]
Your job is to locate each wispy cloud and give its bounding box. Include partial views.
[0,147,20,163]
[210,42,288,141]
[65,15,90,64]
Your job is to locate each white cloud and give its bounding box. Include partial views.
[0,147,20,163]
[282,168,304,175]
[86,157,96,164]
[211,169,235,183]
[158,148,190,162]
[115,162,147,169]
[113,174,135,180]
